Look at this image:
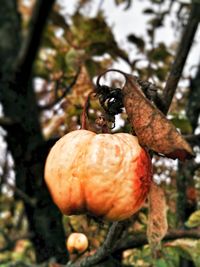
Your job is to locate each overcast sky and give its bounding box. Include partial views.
[57,0,200,75]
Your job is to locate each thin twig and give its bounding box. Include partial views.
[186,61,200,130]
[115,228,200,252]
[67,221,128,267]
[184,133,200,146]
[0,232,34,252]
[39,69,80,110]
[81,91,94,130]
[162,2,200,114]
[6,183,37,207]
[0,117,19,127]
[65,227,200,267]
[0,229,12,245]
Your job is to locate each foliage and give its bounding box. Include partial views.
[165,239,200,267]
[0,0,200,266]
[185,210,200,228]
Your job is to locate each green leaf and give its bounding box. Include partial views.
[165,239,200,267]
[114,0,132,10]
[71,12,123,58]
[148,43,171,62]
[162,247,180,267]
[170,115,193,134]
[185,210,200,228]
[155,258,168,267]
[33,59,49,78]
[64,48,80,70]
[149,17,163,28]
[150,0,164,3]
[143,8,155,14]
[115,0,127,5]
[138,212,148,225]
[127,34,145,52]
[155,67,168,81]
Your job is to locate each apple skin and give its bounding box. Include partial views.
[67,233,89,254]
[45,130,152,221]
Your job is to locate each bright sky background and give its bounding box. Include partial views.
[57,0,200,75]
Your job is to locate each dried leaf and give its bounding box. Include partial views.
[147,182,168,249]
[123,74,194,160]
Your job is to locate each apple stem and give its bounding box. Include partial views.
[102,124,109,133]
[95,115,110,133]
[81,91,93,130]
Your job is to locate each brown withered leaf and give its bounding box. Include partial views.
[123,74,194,161]
[147,182,168,250]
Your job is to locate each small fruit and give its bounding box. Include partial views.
[67,233,88,254]
[45,129,152,221]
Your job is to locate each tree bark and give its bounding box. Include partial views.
[162,2,200,114]
[175,64,200,267]
[0,0,67,263]
[186,62,200,131]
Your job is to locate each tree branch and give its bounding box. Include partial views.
[3,228,200,266]
[115,228,200,252]
[0,116,20,127]
[0,231,33,253]
[186,61,200,131]
[67,221,129,267]
[39,69,80,110]
[0,0,21,76]
[65,227,200,267]
[14,0,56,93]
[6,183,37,207]
[161,2,200,114]
[184,134,200,147]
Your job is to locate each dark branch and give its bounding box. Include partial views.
[162,2,200,114]
[0,232,33,253]
[67,221,129,267]
[191,162,200,172]
[14,0,56,93]
[0,117,19,127]
[65,227,200,267]
[184,134,200,147]
[186,62,200,131]
[2,229,199,267]
[6,183,37,207]
[115,228,200,252]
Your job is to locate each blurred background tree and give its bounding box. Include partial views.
[0,0,200,266]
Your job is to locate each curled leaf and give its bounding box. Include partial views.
[147,182,168,250]
[96,69,194,160]
[122,74,194,161]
